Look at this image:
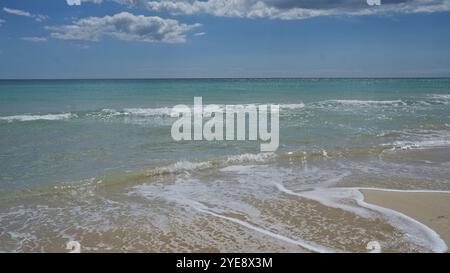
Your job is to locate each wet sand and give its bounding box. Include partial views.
[361,189,450,248]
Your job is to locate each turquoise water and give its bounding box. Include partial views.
[1,79,450,252]
[1,78,450,192]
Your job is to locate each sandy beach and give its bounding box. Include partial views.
[361,189,450,249]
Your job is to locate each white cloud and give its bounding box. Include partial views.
[3,7,49,22]
[0,18,5,26]
[21,37,48,42]
[46,12,201,43]
[68,0,450,20]
[144,0,450,20]
[66,0,107,6]
[194,32,206,36]
[66,0,82,5]
[34,14,49,22]
[3,7,31,17]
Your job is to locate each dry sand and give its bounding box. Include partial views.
[361,189,450,248]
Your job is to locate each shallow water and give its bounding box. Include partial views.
[0,78,449,252]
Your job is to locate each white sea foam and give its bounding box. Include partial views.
[274,184,448,253]
[150,161,212,176]
[142,152,280,178]
[320,99,406,106]
[85,103,303,121]
[391,139,450,150]
[356,187,450,194]
[427,95,450,105]
[0,113,75,122]
[147,152,278,176]
[133,159,450,253]
[385,130,450,150]
[216,103,304,110]
[226,152,276,163]
[8,102,304,123]
[377,129,450,151]
[279,103,305,109]
[352,188,448,253]
[188,200,337,253]
[133,175,337,253]
[220,165,257,173]
[274,183,374,218]
[428,94,450,100]
[124,107,173,116]
[84,109,125,120]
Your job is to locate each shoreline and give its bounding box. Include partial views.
[360,188,450,251]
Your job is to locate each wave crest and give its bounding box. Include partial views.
[0,113,75,122]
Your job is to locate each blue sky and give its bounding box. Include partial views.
[0,0,450,78]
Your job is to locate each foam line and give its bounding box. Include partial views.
[188,200,337,253]
[274,183,373,218]
[353,188,448,253]
[274,183,448,253]
[354,187,450,194]
[0,113,74,122]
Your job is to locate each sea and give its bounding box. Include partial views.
[0,78,449,252]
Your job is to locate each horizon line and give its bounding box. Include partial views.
[1,77,450,81]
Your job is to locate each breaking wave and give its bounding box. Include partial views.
[0,113,75,122]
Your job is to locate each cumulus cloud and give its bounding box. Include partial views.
[66,0,82,5]
[21,37,48,42]
[144,0,450,19]
[46,12,201,43]
[67,0,450,20]
[66,0,146,7]
[3,7,49,22]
